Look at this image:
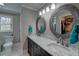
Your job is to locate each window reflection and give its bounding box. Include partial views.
[52,17,56,31]
[0,16,12,32]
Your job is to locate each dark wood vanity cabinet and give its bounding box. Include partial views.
[27,37,51,56]
[28,37,33,55]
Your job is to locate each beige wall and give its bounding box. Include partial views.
[20,7,38,53]
[13,15,20,43]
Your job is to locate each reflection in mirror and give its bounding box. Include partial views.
[61,15,73,34]
[52,10,74,35]
[52,17,56,31]
[36,16,46,34]
[50,4,79,46]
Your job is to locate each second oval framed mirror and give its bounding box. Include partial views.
[36,16,46,34]
[49,4,79,42]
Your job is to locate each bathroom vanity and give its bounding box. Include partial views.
[27,4,79,56]
[28,36,51,56]
[27,34,78,56]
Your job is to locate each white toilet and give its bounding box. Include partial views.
[3,36,13,54]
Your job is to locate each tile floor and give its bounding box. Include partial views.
[0,42,29,56]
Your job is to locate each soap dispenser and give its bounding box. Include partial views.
[28,25,32,35]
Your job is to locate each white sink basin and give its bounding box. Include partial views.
[47,42,78,56]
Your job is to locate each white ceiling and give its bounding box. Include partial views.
[21,3,48,11]
[1,3,79,14]
[4,3,49,11]
[0,3,50,14]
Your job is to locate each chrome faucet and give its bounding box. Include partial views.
[57,36,64,46]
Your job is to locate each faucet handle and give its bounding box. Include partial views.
[57,37,64,45]
[57,37,62,43]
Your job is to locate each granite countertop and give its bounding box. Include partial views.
[28,34,78,56]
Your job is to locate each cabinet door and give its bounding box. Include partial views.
[28,37,51,56]
[28,37,33,56]
[40,48,51,56]
[33,42,41,56]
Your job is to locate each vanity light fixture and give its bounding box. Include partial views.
[42,9,45,14]
[51,3,56,9]
[39,11,42,16]
[46,7,50,12]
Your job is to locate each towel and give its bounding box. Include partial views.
[70,24,79,44]
[40,25,45,33]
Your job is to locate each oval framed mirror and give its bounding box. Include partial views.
[49,4,79,40]
[36,16,46,34]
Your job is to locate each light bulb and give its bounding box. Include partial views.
[39,11,42,16]
[42,9,45,14]
[46,7,50,12]
[51,3,55,9]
